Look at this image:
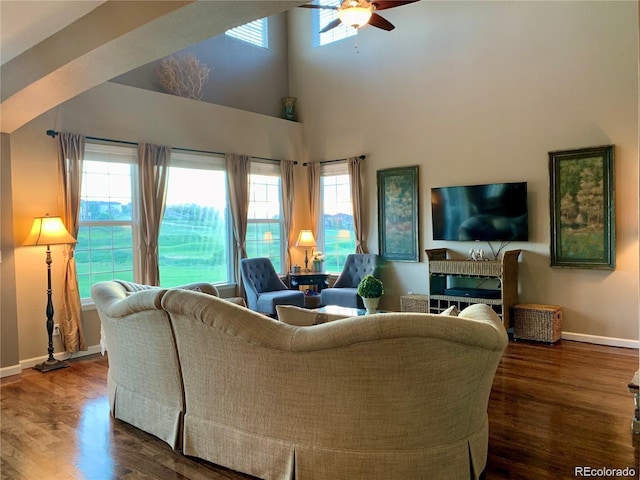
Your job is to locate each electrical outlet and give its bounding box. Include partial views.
[53,324,61,337]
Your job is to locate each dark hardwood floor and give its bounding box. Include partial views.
[1,340,638,479]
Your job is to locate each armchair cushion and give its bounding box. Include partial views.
[241,257,305,314]
[320,254,380,308]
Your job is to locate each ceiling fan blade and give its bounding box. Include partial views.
[320,18,343,33]
[368,13,395,31]
[371,0,420,11]
[298,4,339,9]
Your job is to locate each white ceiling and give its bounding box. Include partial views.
[0,0,107,65]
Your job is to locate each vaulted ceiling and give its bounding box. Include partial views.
[0,0,303,134]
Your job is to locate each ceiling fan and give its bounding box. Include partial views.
[299,0,419,33]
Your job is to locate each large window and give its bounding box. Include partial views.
[320,162,356,272]
[76,145,285,298]
[158,151,230,287]
[313,0,358,47]
[226,18,268,48]
[76,144,138,299]
[246,162,283,272]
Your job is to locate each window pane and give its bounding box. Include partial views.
[77,150,136,299]
[76,225,135,299]
[247,173,282,272]
[80,161,132,221]
[314,0,358,47]
[226,18,268,48]
[159,166,230,287]
[322,173,356,272]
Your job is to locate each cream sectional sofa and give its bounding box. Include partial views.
[91,280,508,480]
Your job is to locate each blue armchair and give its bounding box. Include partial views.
[320,254,380,309]
[240,257,305,315]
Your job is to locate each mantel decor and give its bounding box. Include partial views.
[377,165,419,262]
[549,145,615,269]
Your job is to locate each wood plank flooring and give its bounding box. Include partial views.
[1,340,638,479]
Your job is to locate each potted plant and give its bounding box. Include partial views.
[357,274,384,314]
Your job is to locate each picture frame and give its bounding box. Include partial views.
[549,145,615,269]
[377,165,419,262]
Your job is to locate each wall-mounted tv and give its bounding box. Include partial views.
[431,182,528,241]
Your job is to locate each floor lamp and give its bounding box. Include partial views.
[23,214,77,373]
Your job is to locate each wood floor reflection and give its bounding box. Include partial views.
[1,340,638,479]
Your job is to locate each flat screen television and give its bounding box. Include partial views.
[431,182,528,241]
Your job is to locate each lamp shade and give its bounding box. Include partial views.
[295,230,317,248]
[23,215,77,247]
[338,6,373,28]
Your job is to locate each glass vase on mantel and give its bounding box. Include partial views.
[281,96,297,121]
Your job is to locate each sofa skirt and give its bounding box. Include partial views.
[182,415,487,480]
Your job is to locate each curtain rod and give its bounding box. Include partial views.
[45,130,297,165]
[302,155,366,167]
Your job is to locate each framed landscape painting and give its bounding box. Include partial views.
[549,145,615,269]
[377,165,419,262]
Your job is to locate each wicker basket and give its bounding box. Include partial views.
[400,294,430,313]
[513,304,562,343]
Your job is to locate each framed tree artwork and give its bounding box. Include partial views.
[549,145,615,269]
[377,165,419,262]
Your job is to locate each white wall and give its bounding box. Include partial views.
[290,1,639,342]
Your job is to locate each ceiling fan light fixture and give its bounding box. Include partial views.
[338,6,373,28]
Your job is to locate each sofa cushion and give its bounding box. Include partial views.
[441,305,459,316]
[276,305,351,326]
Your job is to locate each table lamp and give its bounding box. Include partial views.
[295,230,316,271]
[23,214,77,372]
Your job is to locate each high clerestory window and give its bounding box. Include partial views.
[226,18,269,48]
[313,0,358,47]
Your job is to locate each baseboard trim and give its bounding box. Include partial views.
[1,345,103,379]
[561,331,639,349]
[0,364,22,378]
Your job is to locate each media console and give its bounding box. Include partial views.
[425,248,521,329]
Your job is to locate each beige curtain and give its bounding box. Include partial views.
[138,143,171,285]
[280,160,295,274]
[307,161,321,238]
[226,153,251,298]
[348,156,366,253]
[56,132,87,352]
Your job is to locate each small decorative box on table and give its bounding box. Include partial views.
[400,294,430,313]
[512,304,562,343]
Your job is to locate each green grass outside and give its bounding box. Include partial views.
[76,222,356,296]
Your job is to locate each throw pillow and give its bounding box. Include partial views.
[440,305,459,316]
[276,305,351,326]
